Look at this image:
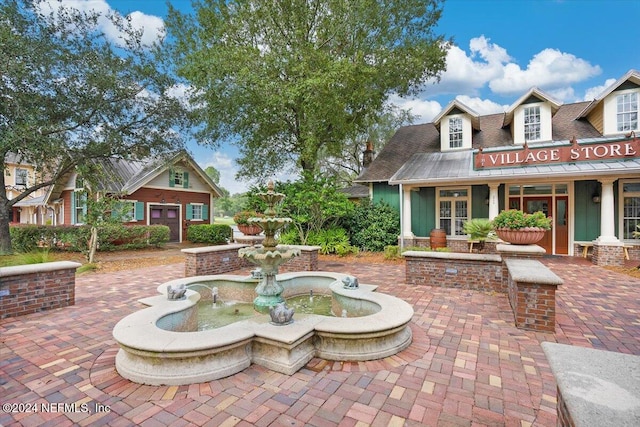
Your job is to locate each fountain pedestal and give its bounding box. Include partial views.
[237,181,301,314]
[240,246,300,312]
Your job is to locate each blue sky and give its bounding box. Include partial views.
[47,0,640,194]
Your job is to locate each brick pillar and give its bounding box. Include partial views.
[592,243,624,267]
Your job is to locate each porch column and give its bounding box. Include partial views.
[488,183,500,220]
[402,186,414,239]
[596,178,619,244]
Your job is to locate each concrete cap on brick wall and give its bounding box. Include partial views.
[504,259,562,285]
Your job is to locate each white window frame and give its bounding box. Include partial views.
[15,168,28,186]
[120,200,137,222]
[436,187,471,237]
[620,179,640,240]
[73,190,87,225]
[191,203,203,221]
[524,105,541,142]
[448,117,463,149]
[173,171,184,187]
[616,92,638,132]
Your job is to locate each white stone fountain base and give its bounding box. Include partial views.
[112,272,413,385]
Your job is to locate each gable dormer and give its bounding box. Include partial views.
[433,100,480,152]
[503,88,561,145]
[579,69,640,136]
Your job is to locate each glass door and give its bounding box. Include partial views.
[524,197,552,254]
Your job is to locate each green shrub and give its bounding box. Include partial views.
[345,200,400,252]
[462,218,495,241]
[384,245,400,260]
[18,249,53,264]
[307,227,358,255]
[8,224,169,253]
[278,227,301,245]
[492,209,552,230]
[187,224,232,244]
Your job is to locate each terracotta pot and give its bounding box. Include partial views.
[495,227,546,245]
[430,228,447,250]
[237,224,262,236]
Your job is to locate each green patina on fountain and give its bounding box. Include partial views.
[238,181,301,313]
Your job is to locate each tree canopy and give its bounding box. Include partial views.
[165,0,449,179]
[0,0,191,253]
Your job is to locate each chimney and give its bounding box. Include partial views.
[362,140,375,168]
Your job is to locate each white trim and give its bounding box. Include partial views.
[619,178,640,241]
[604,87,640,136]
[147,203,183,242]
[436,186,471,237]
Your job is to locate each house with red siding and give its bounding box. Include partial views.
[44,150,223,242]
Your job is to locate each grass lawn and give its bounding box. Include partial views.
[213,216,235,226]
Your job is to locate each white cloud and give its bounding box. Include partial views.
[424,36,512,96]
[455,95,507,115]
[38,0,164,47]
[583,78,617,101]
[489,48,601,95]
[388,94,442,122]
[418,36,602,105]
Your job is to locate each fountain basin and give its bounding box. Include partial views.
[112,271,413,385]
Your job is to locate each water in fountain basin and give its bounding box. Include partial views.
[197,300,258,330]
[196,293,341,330]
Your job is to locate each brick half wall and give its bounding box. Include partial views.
[0,261,81,319]
[182,244,320,277]
[403,251,503,292]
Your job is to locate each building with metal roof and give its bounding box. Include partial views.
[355,70,640,264]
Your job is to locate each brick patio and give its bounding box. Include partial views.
[1,256,639,426]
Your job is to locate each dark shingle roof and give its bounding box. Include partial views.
[356,101,604,183]
[356,123,440,182]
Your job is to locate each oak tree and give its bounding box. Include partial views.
[165,0,449,179]
[0,0,190,253]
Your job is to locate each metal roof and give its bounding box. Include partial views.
[389,148,640,185]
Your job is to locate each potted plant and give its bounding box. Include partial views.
[462,218,495,251]
[491,209,552,245]
[233,210,264,235]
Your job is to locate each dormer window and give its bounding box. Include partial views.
[449,117,463,148]
[617,92,638,132]
[524,106,541,141]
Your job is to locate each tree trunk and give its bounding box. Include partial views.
[0,206,12,255]
[0,169,13,254]
[88,226,98,263]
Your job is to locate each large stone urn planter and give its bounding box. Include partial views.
[237,224,263,236]
[495,227,546,245]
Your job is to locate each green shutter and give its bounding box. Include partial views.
[202,205,208,221]
[71,191,76,224]
[186,204,193,220]
[135,202,144,220]
[169,169,175,187]
[183,172,189,188]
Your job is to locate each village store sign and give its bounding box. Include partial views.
[474,136,640,169]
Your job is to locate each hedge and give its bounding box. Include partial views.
[187,224,232,244]
[9,224,170,253]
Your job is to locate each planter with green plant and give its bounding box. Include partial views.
[491,210,552,245]
[233,210,264,235]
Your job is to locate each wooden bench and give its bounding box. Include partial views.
[576,241,593,258]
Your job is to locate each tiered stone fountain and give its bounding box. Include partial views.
[238,181,300,313]
[113,181,414,385]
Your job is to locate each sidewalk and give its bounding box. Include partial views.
[1,257,639,426]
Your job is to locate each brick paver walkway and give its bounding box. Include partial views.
[1,257,639,426]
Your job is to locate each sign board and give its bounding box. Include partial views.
[475,137,639,169]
